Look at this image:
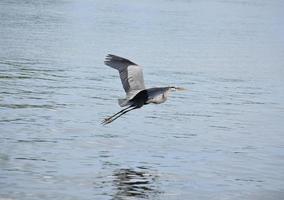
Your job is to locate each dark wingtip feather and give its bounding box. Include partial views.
[104,54,114,66]
[104,54,137,66]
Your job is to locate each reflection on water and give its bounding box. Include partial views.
[112,168,160,199]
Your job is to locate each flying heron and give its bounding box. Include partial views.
[102,54,185,125]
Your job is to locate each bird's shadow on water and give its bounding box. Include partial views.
[111,167,161,200]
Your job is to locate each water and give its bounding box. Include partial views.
[0,0,284,199]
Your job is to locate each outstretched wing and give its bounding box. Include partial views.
[104,54,146,97]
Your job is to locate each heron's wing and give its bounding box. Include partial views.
[104,54,146,95]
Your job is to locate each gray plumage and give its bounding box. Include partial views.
[105,54,145,104]
[102,54,185,125]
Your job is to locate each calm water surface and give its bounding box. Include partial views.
[0,0,284,199]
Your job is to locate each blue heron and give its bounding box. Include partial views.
[102,54,185,125]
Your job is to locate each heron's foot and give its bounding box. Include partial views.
[101,116,113,125]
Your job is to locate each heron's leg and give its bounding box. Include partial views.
[102,106,138,125]
[101,105,133,124]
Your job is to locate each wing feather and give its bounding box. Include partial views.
[104,54,146,96]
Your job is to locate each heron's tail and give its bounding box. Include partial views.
[118,98,131,107]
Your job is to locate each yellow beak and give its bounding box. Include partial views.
[175,87,187,91]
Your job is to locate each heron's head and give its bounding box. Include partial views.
[169,86,187,92]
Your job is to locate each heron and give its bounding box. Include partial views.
[102,54,186,125]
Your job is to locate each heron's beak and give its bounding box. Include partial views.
[175,87,187,91]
